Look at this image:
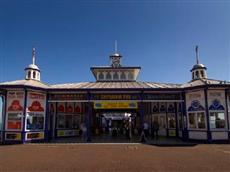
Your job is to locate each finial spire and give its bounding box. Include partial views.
[195,45,199,64]
[115,40,117,54]
[32,47,36,65]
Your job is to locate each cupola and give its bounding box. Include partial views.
[191,46,207,80]
[25,48,41,81]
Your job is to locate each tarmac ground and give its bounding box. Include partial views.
[0,143,230,172]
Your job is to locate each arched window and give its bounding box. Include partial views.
[33,71,36,79]
[113,72,119,80]
[99,72,104,80]
[192,72,194,79]
[195,71,199,78]
[28,71,31,78]
[121,72,126,80]
[106,72,111,80]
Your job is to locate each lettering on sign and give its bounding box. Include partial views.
[91,94,139,100]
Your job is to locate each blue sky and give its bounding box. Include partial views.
[0,0,229,85]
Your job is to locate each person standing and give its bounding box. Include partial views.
[152,120,159,140]
[143,121,149,138]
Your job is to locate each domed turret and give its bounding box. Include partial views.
[25,48,41,81]
[191,46,207,80]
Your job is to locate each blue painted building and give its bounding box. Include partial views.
[0,47,229,143]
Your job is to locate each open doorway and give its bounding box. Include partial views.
[92,111,140,141]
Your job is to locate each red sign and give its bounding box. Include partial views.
[58,104,65,113]
[28,101,44,112]
[8,100,23,111]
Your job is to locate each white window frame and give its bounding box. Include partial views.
[209,110,226,130]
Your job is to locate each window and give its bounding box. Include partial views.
[188,112,206,129]
[128,72,133,80]
[210,112,225,129]
[7,113,22,130]
[195,71,199,78]
[197,112,205,129]
[192,72,194,79]
[99,73,104,80]
[28,71,31,78]
[57,114,81,129]
[188,113,196,128]
[26,113,44,130]
[113,72,119,80]
[168,114,176,129]
[106,72,111,80]
[200,70,204,78]
[121,72,126,80]
[33,71,36,79]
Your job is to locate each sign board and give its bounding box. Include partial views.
[91,94,140,100]
[94,101,138,109]
[5,132,21,140]
[26,132,44,140]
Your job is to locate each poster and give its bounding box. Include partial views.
[6,91,24,130]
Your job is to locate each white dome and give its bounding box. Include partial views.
[26,64,40,70]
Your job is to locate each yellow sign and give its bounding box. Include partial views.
[26,132,44,140]
[5,132,21,140]
[94,101,138,109]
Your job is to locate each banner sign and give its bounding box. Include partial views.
[26,132,44,140]
[91,94,140,100]
[50,94,87,100]
[94,101,138,109]
[143,93,181,100]
[5,132,21,140]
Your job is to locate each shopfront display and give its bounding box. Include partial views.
[6,91,24,131]
[25,92,46,140]
[56,102,83,137]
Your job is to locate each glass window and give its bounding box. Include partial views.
[159,116,166,129]
[26,113,44,130]
[197,112,206,129]
[99,73,104,80]
[168,114,176,129]
[57,114,65,129]
[57,114,81,129]
[128,72,133,80]
[7,113,22,130]
[113,72,119,80]
[106,73,111,80]
[210,112,225,129]
[188,113,196,129]
[121,72,126,80]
